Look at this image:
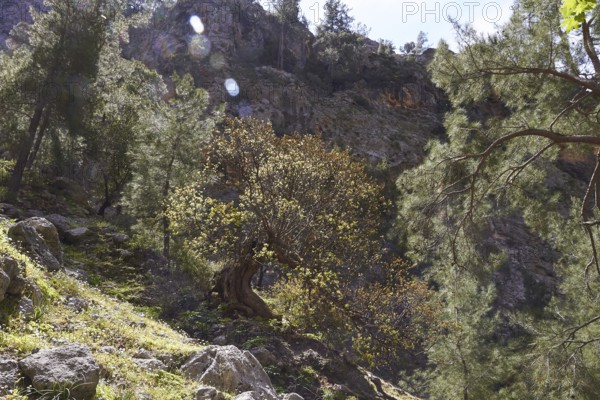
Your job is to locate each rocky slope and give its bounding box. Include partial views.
[0,186,417,399]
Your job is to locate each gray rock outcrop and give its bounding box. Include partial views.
[8,217,63,271]
[182,345,279,400]
[0,256,27,301]
[44,214,73,239]
[18,344,100,400]
[0,356,21,395]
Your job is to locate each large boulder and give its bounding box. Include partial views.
[0,356,21,395]
[182,345,279,400]
[8,218,63,271]
[18,344,100,400]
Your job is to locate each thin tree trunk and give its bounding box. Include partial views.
[162,156,176,264]
[98,173,111,216]
[25,105,52,171]
[5,103,46,202]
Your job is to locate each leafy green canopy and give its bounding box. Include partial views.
[167,118,441,366]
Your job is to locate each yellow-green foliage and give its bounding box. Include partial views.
[0,220,204,399]
[167,118,441,369]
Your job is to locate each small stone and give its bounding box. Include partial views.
[7,274,27,296]
[18,297,34,319]
[0,257,20,279]
[66,297,88,312]
[232,392,260,400]
[29,283,44,307]
[133,348,153,359]
[116,249,133,258]
[195,385,218,400]
[109,233,130,245]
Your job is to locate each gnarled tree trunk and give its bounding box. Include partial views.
[214,257,275,319]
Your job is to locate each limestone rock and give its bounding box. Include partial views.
[133,348,153,359]
[44,214,73,239]
[182,345,278,400]
[195,384,219,399]
[232,392,260,400]
[0,270,10,302]
[0,256,27,299]
[0,203,22,218]
[66,297,88,312]
[18,344,100,400]
[29,282,44,307]
[8,218,63,271]
[17,297,34,319]
[0,356,21,395]
[134,358,165,371]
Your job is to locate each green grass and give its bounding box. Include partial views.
[0,220,206,399]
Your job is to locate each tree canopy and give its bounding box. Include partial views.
[167,118,439,364]
[396,0,600,397]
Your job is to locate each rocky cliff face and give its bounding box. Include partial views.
[124,0,447,171]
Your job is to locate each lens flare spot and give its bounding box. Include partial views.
[190,15,205,34]
[225,79,240,97]
[189,35,211,59]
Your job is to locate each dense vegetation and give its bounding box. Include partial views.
[3,0,600,398]
[397,0,600,398]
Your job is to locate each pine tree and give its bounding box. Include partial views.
[0,0,108,201]
[126,73,219,262]
[270,0,300,69]
[317,0,354,35]
[397,0,600,396]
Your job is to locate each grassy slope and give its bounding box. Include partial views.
[0,219,205,400]
[0,215,418,400]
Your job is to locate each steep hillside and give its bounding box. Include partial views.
[0,218,204,399]
[0,196,418,399]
